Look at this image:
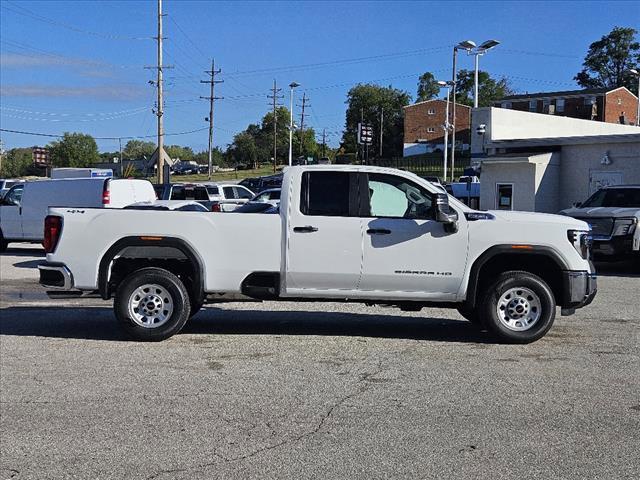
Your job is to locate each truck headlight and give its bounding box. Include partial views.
[567,230,591,259]
[611,218,637,236]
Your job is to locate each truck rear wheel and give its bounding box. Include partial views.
[481,271,555,344]
[114,267,191,341]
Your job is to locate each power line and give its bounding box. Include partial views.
[0,127,208,140]
[0,1,151,41]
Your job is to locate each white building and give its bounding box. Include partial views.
[471,107,640,213]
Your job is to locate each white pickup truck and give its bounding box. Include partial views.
[39,165,597,343]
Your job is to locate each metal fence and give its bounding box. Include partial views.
[368,154,471,180]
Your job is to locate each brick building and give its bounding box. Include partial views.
[403,99,471,157]
[494,87,638,125]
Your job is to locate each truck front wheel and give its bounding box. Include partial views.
[114,267,191,341]
[481,271,555,343]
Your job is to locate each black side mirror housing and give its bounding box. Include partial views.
[434,193,459,233]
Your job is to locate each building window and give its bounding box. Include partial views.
[617,97,622,105]
[427,108,435,115]
[584,96,596,106]
[496,184,514,210]
[501,102,512,109]
[427,127,435,133]
[556,98,565,113]
[528,100,537,112]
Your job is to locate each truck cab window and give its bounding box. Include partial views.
[301,171,350,216]
[3,185,24,206]
[366,174,433,219]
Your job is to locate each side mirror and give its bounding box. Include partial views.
[434,193,458,233]
[573,202,582,208]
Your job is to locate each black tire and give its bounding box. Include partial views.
[114,267,191,341]
[190,298,204,318]
[481,270,556,344]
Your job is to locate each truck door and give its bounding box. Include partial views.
[283,170,363,295]
[0,185,25,240]
[358,173,468,297]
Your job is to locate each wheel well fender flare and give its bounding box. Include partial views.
[465,245,569,309]
[98,236,205,301]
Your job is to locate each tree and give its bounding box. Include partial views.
[417,72,441,102]
[454,70,514,107]
[48,132,99,168]
[0,148,37,177]
[260,106,294,165]
[165,145,194,161]
[575,27,640,93]
[122,140,156,160]
[341,84,411,158]
[228,132,258,168]
[193,148,225,166]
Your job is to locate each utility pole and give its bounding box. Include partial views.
[201,58,223,179]
[451,46,458,184]
[118,138,123,178]
[379,106,384,158]
[322,128,326,158]
[298,92,308,159]
[267,79,283,172]
[146,0,172,184]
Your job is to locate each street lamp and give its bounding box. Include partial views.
[288,82,300,166]
[630,69,640,126]
[437,80,455,182]
[470,40,500,108]
[451,40,476,183]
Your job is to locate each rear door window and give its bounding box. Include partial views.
[234,186,254,199]
[223,186,235,199]
[300,171,352,216]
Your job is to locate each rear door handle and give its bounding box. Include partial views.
[293,225,319,233]
[366,228,391,235]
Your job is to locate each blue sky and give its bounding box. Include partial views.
[1,0,638,153]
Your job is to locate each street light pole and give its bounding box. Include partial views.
[288,82,300,166]
[630,69,640,126]
[438,80,453,182]
[471,40,500,109]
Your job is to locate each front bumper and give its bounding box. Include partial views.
[561,270,597,313]
[39,262,73,290]
[592,234,635,257]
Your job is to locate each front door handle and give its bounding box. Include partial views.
[293,225,319,233]
[366,228,391,235]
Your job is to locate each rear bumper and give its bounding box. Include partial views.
[561,270,597,313]
[39,262,73,290]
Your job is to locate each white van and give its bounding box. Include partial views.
[0,178,155,251]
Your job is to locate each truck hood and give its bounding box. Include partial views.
[558,206,640,219]
[489,210,588,229]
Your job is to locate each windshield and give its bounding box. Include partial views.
[582,188,640,208]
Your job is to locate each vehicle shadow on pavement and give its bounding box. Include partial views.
[0,306,490,343]
[11,259,43,269]
[594,261,640,278]
[0,247,45,258]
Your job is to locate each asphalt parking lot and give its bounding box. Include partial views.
[1,245,639,480]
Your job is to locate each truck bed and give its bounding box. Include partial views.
[48,208,282,292]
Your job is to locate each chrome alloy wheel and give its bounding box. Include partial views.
[496,287,542,332]
[128,284,174,328]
